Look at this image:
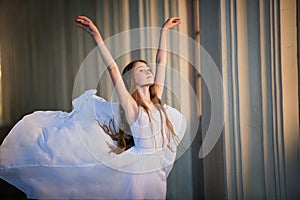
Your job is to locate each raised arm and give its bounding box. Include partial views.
[76,16,138,124]
[155,17,181,99]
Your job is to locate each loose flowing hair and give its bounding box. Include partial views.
[100,60,180,153]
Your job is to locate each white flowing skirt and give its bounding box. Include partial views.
[0,90,186,199]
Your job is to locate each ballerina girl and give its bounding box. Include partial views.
[0,16,186,199]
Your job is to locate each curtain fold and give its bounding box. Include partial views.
[221,0,299,199]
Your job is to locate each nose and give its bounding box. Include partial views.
[146,69,152,75]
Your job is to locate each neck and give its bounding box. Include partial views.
[136,85,152,106]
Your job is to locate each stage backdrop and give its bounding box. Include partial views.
[0,0,299,199]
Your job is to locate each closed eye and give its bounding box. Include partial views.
[136,65,152,73]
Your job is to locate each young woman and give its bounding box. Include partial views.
[0,16,186,199]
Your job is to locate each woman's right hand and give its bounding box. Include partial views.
[76,16,101,40]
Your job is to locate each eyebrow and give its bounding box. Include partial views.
[135,65,150,70]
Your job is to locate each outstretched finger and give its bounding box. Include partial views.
[170,17,181,21]
[77,15,90,21]
[76,19,90,26]
[76,16,92,25]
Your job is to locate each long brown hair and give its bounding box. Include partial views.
[100,60,179,153]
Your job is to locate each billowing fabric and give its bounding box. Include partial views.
[0,90,186,199]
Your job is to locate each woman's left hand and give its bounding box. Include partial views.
[162,17,181,29]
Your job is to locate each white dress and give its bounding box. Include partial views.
[0,90,186,199]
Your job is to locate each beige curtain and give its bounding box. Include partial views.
[219,0,300,199]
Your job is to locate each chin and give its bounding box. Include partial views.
[148,81,155,86]
[142,82,154,87]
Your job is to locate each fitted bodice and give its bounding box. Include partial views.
[130,106,169,151]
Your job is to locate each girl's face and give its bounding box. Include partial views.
[133,62,154,87]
